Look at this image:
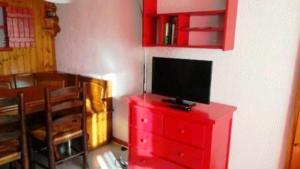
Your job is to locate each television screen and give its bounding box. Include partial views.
[152,57,212,104]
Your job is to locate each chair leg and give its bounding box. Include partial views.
[54,145,61,161]
[82,153,88,169]
[28,136,36,169]
[9,162,17,169]
[82,137,89,169]
[9,162,14,169]
[48,145,56,169]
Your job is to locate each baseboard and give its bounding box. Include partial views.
[88,141,110,152]
[112,137,128,148]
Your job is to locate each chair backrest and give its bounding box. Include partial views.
[0,72,79,90]
[35,72,78,89]
[0,92,29,168]
[0,75,15,89]
[14,74,36,88]
[44,85,87,143]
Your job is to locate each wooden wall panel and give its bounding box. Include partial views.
[0,0,56,75]
[286,80,300,169]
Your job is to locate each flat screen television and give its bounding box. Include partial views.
[152,57,212,104]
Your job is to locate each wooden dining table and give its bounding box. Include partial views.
[0,86,48,115]
[0,73,113,151]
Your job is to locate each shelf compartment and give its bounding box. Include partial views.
[188,31,223,47]
[148,10,226,17]
[177,14,190,46]
[158,15,172,45]
[143,15,158,46]
[189,14,224,30]
[145,44,223,49]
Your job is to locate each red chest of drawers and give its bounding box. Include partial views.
[128,94,236,169]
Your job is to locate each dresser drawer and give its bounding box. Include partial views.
[130,106,163,135]
[156,139,207,169]
[164,117,212,148]
[129,148,185,169]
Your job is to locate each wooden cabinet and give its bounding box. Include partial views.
[128,93,236,169]
[42,2,60,37]
[79,75,113,150]
[86,111,111,150]
[143,0,238,50]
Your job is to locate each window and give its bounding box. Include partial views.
[0,5,8,49]
[6,6,35,48]
[0,4,35,50]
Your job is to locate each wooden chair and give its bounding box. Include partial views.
[14,74,36,89]
[0,75,15,89]
[0,93,29,169]
[30,85,88,169]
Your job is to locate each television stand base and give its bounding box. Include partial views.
[169,104,192,111]
[162,98,196,112]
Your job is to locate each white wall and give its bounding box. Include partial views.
[55,0,144,141]
[145,0,300,169]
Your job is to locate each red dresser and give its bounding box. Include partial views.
[128,94,236,169]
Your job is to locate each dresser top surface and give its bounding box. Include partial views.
[128,93,237,123]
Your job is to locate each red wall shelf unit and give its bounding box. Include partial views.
[142,0,238,50]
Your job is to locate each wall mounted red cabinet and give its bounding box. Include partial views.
[128,93,236,169]
[142,0,238,50]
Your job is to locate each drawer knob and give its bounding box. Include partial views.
[177,129,186,134]
[140,139,147,143]
[141,118,148,123]
[139,159,146,163]
[177,152,185,157]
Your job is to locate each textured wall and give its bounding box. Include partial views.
[55,0,144,141]
[145,0,300,169]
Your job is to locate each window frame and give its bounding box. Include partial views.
[0,2,11,51]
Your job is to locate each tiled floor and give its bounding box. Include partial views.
[0,143,128,169]
[38,143,128,169]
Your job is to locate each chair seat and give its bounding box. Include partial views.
[0,139,20,166]
[31,119,83,145]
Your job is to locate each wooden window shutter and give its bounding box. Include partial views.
[6,6,35,48]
